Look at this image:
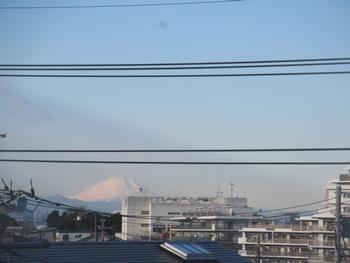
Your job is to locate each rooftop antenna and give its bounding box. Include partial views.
[229,182,235,198]
[216,185,223,198]
[30,178,35,197]
[1,178,9,191]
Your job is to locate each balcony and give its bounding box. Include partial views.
[243,224,332,232]
[239,237,309,245]
[241,250,317,259]
[239,237,338,247]
[309,255,335,263]
[309,240,335,247]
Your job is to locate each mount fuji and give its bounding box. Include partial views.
[70,176,140,202]
[41,177,141,216]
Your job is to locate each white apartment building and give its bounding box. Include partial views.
[121,195,248,240]
[238,170,350,263]
[171,212,262,250]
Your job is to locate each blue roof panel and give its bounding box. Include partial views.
[0,241,251,263]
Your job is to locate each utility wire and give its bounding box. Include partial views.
[232,197,335,217]
[0,0,240,10]
[2,57,350,67]
[1,147,350,152]
[1,159,349,165]
[24,198,336,226]
[9,189,347,224]
[1,61,350,71]
[24,193,350,231]
[1,71,350,78]
[25,193,336,220]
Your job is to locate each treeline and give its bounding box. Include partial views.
[47,211,122,234]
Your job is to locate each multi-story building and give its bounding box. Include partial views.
[121,195,250,241]
[238,170,350,263]
[171,213,262,250]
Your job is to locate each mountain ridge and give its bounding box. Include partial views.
[69,176,141,202]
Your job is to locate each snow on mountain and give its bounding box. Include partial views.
[69,176,141,202]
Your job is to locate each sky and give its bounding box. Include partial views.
[0,0,350,209]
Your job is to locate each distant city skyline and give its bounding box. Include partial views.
[0,0,350,209]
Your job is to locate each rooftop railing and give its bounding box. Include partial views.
[243,237,309,245]
[243,224,332,232]
[243,250,317,258]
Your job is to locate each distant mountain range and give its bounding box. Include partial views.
[31,177,141,223]
[45,194,122,213]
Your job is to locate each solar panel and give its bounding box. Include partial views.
[160,242,216,261]
[187,243,212,254]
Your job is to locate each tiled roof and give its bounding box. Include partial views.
[0,241,251,263]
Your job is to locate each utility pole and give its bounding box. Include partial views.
[94,214,97,241]
[101,218,106,242]
[169,224,172,241]
[216,185,223,198]
[256,234,261,263]
[335,185,342,263]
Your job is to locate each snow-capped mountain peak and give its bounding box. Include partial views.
[70,176,140,202]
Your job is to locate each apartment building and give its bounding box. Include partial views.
[171,212,262,250]
[238,170,350,263]
[121,195,249,240]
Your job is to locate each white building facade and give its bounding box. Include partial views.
[121,195,248,240]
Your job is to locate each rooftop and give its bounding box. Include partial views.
[0,241,251,263]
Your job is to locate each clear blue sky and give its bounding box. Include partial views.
[0,0,350,208]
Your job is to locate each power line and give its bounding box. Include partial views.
[232,197,335,217]
[23,197,327,223]
[24,197,337,225]
[2,57,350,67]
[1,61,350,71]
[23,192,327,218]
[1,159,349,165]
[1,147,350,153]
[4,187,347,224]
[21,192,347,226]
[1,71,350,78]
[0,0,240,10]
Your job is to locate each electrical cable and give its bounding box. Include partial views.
[232,197,336,217]
[1,159,349,165]
[2,147,350,153]
[1,61,350,71]
[0,0,240,10]
[2,57,350,67]
[24,200,42,213]
[1,71,350,78]
[24,194,338,222]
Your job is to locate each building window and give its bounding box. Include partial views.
[141,224,149,227]
[343,192,350,198]
[141,211,149,215]
[168,212,181,215]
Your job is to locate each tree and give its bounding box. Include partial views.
[0,214,18,234]
[46,211,122,234]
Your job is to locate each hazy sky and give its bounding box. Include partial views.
[0,0,350,209]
